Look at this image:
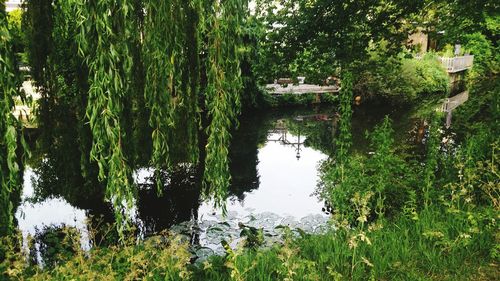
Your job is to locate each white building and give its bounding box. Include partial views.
[5,0,23,12]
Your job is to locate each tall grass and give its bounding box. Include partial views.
[1,82,498,281]
[1,211,497,280]
[1,129,498,280]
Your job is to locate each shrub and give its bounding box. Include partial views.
[462,32,498,80]
[28,233,192,281]
[355,51,450,102]
[394,54,450,101]
[7,9,24,54]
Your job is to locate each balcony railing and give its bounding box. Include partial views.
[439,55,474,73]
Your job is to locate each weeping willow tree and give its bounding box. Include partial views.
[203,0,245,208]
[18,0,248,236]
[0,3,23,237]
[143,0,245,208]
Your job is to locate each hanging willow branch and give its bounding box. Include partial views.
[143,0,174,179]
[204,0,246,209]
[70,0,138,236]
[0,4,22,236]
[183,1,202,164]
[143,0,201,193]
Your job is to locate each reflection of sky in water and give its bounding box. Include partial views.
[15,168,90,257]
[16,169,88,236]
[15,128,328,241]
[199,132,328,219]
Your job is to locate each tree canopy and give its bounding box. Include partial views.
[253,0,424,83]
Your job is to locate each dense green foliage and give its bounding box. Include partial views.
[417,0,499,48]
[462,32,499,80]
[265,92,338,107]
[253,0,423,84]
[143,0,201,180]
[319,116,411,223]
[1,0,499,280]
[355,51,450,102]
[71,0,139,234]
[6,9,23,55]
[1,231,193,280]
[23,0,53,85]
[316,74,499,279]
[253,0,497,103]
[203,0,246,208]
[0,3,23,237]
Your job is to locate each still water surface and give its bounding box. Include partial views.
[15,104,416,257]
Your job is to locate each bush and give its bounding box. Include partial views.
[7,9,24,54]
[417,54,450,93]
[264,93,338,107]
[462,32,498,80]
[393,54,450,101]
[355,51,450,102]
[27,233,192,281]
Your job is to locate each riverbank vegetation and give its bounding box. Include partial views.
[354,50,450,102]
[1,77,497,281]
[1,0,499,280]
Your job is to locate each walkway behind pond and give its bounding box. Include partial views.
[266,83,340,95]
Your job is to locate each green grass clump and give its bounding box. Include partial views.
[1,200,497,281]
[9,234,193,281]
[192,207,497,281]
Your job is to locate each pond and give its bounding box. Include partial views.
[15,103,419,261]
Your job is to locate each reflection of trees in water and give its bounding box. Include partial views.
[228,112,272,200]
[351,102,423,154]
[28,100,117,244]
[24,106,342,241]
[283,114,339,157]
[31,225,80,268]
[229,107,338,200]
[136,166,200,240]
[31,155,109,214]
[277,104,426,158]
[267,119,306,160]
